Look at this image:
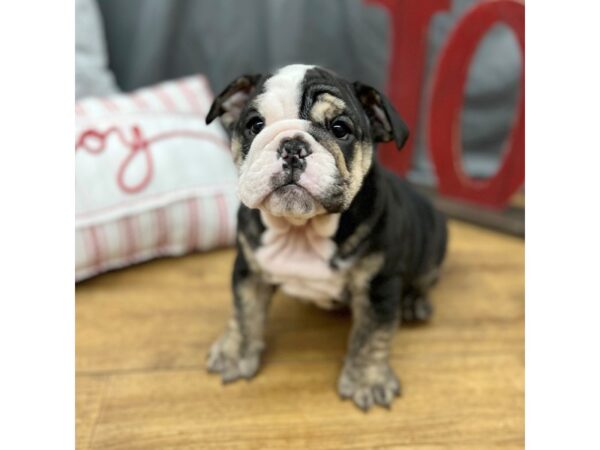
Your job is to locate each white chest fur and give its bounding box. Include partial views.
[255,212,347,309]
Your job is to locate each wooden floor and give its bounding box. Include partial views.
[76,220,524,450]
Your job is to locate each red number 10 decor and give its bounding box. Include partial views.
[368,0,524,210]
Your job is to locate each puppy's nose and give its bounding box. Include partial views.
[279,138,310,170]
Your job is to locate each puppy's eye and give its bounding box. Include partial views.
[246,117,265,135]
[331,119,351,139]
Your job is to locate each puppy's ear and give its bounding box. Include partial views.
[206,74,262,130]
[353,81,409,150]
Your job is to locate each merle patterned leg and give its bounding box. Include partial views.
[338,273,402,411]
[207,254,274,383]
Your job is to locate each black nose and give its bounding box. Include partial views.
[279,138,310,171]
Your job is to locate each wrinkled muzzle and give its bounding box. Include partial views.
[238,119,338,219]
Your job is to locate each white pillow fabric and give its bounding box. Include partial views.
[75,75,238,281]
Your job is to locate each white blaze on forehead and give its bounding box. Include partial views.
[254,64,314,124]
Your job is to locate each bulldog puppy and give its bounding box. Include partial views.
[205,64,447,411]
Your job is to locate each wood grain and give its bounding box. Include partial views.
[76,220,524,449]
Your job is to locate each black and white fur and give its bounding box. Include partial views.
[205,65,447,411]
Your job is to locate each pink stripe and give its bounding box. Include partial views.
[117,219,126,260]
[96,226,108,267]
[87,226,103,271]
[155,86,177,111]
[131,92,150,111]
[101,98,120,113]
[155,208,169,252]
[80,230,93,272]
[187,198,199,251]
[120,216,137,260]
[215,193,229,246]
[177,79,204,113]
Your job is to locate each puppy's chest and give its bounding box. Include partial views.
[254,213,350,309]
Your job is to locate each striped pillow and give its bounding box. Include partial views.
[75,75,238,281]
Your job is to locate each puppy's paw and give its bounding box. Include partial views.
[337,362,401,411]
[206,330,263,383]
[401,294,433,323]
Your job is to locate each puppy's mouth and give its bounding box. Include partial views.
[274,182,309,196]
[262,180,323,221]
[270,181,314,204]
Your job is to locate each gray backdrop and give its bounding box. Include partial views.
[95,0,521,183]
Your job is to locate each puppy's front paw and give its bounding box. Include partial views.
[337,362,401,411]
[206,330,263,383]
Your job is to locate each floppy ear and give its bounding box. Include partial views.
[353,81,409,150]
[205,74,262,130]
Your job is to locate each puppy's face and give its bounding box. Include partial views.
[206,65,409,221]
